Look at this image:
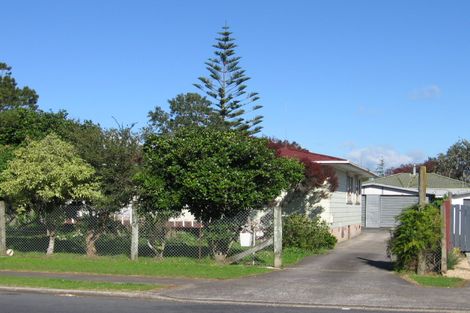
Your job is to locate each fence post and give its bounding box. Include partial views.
[440,195,450,274]
[130,202,139,261]
[273,205,282,269]
[0,201,6,256]
[417,166,427,275]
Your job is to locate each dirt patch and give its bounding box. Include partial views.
[444,256,470,280]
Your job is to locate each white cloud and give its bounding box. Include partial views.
[346,146,424,171]
[409,85,441,100]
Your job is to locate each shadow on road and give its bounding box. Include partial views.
[357,257,394,271]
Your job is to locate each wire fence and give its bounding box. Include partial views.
[4,204,275,264]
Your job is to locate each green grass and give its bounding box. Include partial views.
[0,252,271,279]
[238,247,325,267]
[407,274,466,288]
[0,275,162,291]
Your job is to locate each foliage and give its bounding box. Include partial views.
[0,108,74,146]
[268,139,338,216]
[388,204,441,271]
[283,214,337,251]
[436,139,470,183]
[386,158,438,175]
[0,133,102,254]
[147,92,222,134]
[203,215,246,260]
[194,25,262,135]
[0,62,38,112]
[137,127,304,223]
[447,248,461,270]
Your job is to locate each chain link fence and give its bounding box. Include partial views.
[4,204,275,265]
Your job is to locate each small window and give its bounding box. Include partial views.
[355,177,361,204]
[347,176,353,204]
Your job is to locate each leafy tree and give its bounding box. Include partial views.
[0,133,101,255]
[137,127,304,259]
[436,139,470,183]
[268,139,338,216]
[0,62,38,111]
[75,125,142,257]
[194,25,263,135]
[0,108,74,146]
[147,93,222,134]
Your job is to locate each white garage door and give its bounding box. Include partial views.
[380,196,419,228]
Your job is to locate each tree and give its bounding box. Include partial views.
[436,139,470,183]
[375,157,385,177]
[268,139,338,216]
[194,25,263,135]
[136,127,304,259]
[0,62,38,111]
[386,158,438,175]
[0,133,101,255]
[147,93,222,134]
[74,125,142,257]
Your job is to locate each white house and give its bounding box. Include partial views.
[276,146,377,242]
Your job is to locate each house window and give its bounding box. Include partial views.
[347,176,354,204]
[355,177,361,205]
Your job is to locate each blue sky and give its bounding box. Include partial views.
[3,0,470,170]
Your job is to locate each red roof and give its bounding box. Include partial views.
[276,146,346,162]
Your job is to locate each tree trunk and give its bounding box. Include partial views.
[86,230,100,257]
[46,228,56,256]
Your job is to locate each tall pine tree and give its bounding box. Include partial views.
[194,25,263,135]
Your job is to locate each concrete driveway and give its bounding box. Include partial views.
[163,229,470,311]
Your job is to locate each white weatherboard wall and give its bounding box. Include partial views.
[320,169,363,241]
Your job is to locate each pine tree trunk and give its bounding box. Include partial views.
[46,228,56,256]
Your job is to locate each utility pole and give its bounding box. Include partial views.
[417,166,427,275]
[273,205,282,269]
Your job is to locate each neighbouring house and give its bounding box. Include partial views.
[276,146,376,242]
[362,171,470,228]
[114,147,377,242]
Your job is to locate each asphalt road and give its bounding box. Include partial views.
[0,291,431,313]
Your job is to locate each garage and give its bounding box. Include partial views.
[363,195,419,228]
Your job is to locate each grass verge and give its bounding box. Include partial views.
[0,252,271,279]
[0,275,163,292]
[405,274,466,288]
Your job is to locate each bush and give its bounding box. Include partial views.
[388,204,441,271]
[283,214,336,251]
[447,248,461,270]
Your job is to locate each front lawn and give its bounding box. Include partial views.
[0,247,322,279]
[0,275,163,292]
[0,252,271,279]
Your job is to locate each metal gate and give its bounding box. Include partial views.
[451,205,470,251]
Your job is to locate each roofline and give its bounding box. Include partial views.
[316,160,378,178]
[362,183,437,196]
[363,182,469,196]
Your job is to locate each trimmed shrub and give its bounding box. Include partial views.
[283,214,336,251]
[388,204,441,271]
